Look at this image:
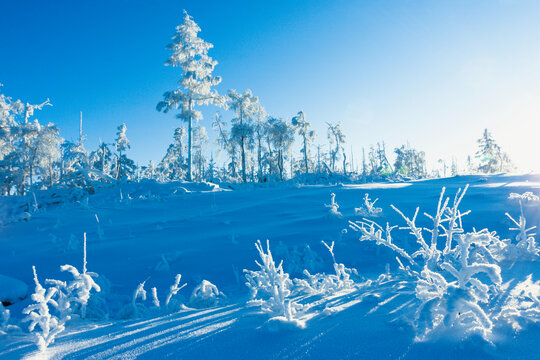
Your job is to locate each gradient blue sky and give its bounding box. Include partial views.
[1,0,539,171]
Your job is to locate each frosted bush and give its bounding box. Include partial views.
[165,274,187,310]
[125,279,149,318]
[349,185,507,341]
[43,278,73,322]
[295,241,359,295]
[244,240,304,326]
[355,193,382,217]
[23,266,66,351]
[189,280,226,308]
[505,192,539,258]
[324,193,342,218]
[54,233,101,319]
[495,274,539,331]
[275,242,324,276]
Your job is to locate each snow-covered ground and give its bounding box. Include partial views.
[1,174,539,359]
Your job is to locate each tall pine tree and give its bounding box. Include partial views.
[157,11,224,181]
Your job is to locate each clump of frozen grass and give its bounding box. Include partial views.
[244,240,305,327]
[296,241,360,295]
[495,274,539,331]
[325,193,342,218]
[505,192,539,258]
[189,280,226,308]
[121,274,187,318]
[355,193,382,217]
[0,302,19,335]
[349,185,508,341]
[23,266,66,351]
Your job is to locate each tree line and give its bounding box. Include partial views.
[0,12,514,195]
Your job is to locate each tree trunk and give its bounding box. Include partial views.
[241,137,247,183]
[187,98,193,182]
[257,135,262,182]
[303,135,308,173]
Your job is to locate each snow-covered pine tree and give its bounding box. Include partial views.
[158,127,187,181]
[157,11,225,182]
[292,111,316,174]
[141,160,156,180]
[228,89,262,182]
[113,123,136,180]
[394,144,426,178]
[476,128,513,173]
[90,141,112,175]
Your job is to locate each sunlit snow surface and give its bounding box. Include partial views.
[0,174,539,359]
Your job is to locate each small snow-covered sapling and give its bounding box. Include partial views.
[506,192,539,256]
[58,233,101,319]
[325,193,342,217]
[23,266,66,351]
[189,280,225,308]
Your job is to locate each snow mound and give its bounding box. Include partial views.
[0,274,28,305]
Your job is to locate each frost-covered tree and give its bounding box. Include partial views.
[228,89,262,182]
[158,127,187,181]
[0,85,55,194]
[157,11,224,181]
[35,124,63,187]
[90,141,112,175]
[266,117,295,180]
[254,107,267,181]
[292,111,316,174]
[476,129,513,173]
[394,144,426,178]
[112,124,136,180]
[192,124,208,181]
[327,122,346,173]
[212,113,239,180]
[23,266,66,351]
[141,160,156,180]
[367,142,392,176]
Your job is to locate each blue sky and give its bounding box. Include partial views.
[1,0,539,171]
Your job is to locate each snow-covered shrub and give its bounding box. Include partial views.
[355,193,382,217]
[505,192,539,258]
[125,279,149,318]
[23,266,66,351]
[244,240,304,327]
[275,242,324,276]
[189,280,226,308]
[165,274,187,311]
[495,274,539,331]
[349,185,507,341]
[43,278,73,323]
[295,241,359,295]
[54,233,101,319]
[324,193,342,218]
